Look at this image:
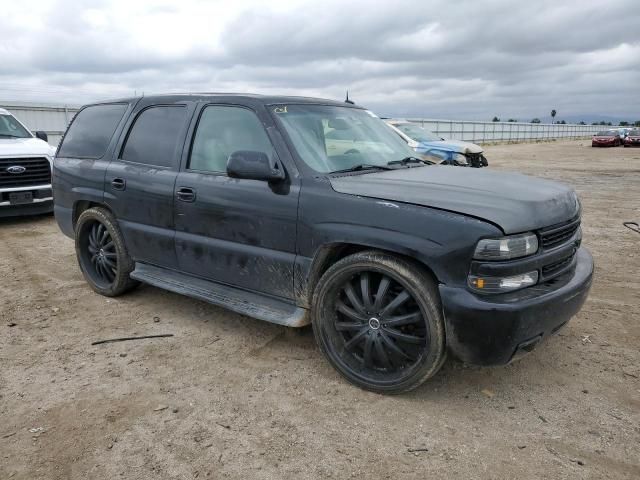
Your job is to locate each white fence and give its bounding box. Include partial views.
[1,101,80,147]
[1,100,614,147]
[405,119,607,144]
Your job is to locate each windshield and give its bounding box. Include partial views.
[0,114,32,138]
[392,123,441,142]
[629,130,640,136]
[596,131,615,136]
[273,105,417,173]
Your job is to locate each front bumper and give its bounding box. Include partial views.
[439,247,593,365]
[0,198,53,217]
[0,186,53,218]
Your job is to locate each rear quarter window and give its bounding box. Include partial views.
[120,106,187,168]
[58,104,128,158]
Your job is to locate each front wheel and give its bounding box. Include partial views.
[75,207,139,297]
[312,251,446,394]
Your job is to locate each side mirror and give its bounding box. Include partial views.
[227,150,285,182]
[35,131,48,142]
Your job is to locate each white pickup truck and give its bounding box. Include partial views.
[0,108,56,217]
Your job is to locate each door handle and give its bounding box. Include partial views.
[176,187,196,203]
[111,178,126,190]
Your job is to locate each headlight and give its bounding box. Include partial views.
[473,233,538,260]
[468,271,539,293]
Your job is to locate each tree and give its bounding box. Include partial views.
[531,118,541,123]
[620,121,629,126]
[592,122,599,125]
[579,121,586,125]
[492,116,500,122]
[507,118,517,122]
[551,109,557,124]
[635,121,640,127]
[599,121,606,125]
[559,120,566,124]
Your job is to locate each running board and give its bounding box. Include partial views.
[130,263,310,327]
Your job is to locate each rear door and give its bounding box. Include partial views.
[105,101,193,269]
[174,103,300,299]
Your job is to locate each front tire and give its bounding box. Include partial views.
[312,251,446,394]
[75,207,139,297]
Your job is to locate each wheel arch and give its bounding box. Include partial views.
[298,241,441,308]
[72,200,115,229]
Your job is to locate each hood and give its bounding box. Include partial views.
[416,139,483,154]
[0,137,55,157]
[330,166,579,234]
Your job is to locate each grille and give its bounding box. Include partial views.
[0,157,51,189]
[540,218,580,250]
[542,253,575,277]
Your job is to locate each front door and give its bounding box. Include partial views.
[105,103,190,269]
[174,104,299,300]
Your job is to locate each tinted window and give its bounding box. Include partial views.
[58,104,127,158]
[189,106,274,173]
[121,106,187,168]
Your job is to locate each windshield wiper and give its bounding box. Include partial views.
[387,156,433,167]
[330,164,393,174]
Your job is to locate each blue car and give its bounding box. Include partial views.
[386,120,488,167]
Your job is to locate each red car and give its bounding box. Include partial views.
[592,130,621,147]
[623,129,640,147]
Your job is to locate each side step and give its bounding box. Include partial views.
[130,263,310,327]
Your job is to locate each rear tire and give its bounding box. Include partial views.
[75,207,139,297]
[312,250,446,394]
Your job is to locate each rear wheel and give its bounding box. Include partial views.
[75,207,138,297]
[312,251,446,394]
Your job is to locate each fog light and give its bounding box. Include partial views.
[468,271,539,294]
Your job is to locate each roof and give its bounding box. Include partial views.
[89,93,360,109]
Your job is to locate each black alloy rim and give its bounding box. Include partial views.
[332,271,428,376]
[85,222,118,284]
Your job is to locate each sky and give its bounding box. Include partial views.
[1,0,639,121]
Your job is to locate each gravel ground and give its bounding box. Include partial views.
[1,139,639,479]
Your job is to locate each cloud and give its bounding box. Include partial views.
[1,0,639,121]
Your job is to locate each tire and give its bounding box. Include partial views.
[75,207,139,297]
[312,250,446,394]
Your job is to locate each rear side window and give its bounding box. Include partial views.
[120,106,186,168]
[58,103,127,158]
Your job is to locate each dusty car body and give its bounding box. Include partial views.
[53,94,593,393]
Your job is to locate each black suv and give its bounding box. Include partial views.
[53,94,593,393]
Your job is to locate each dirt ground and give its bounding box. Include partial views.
[1,140,639,479]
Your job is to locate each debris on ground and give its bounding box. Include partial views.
[481,389,495,398]
[91,334,174,346]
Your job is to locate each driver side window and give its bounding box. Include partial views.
[189,106,275,173]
